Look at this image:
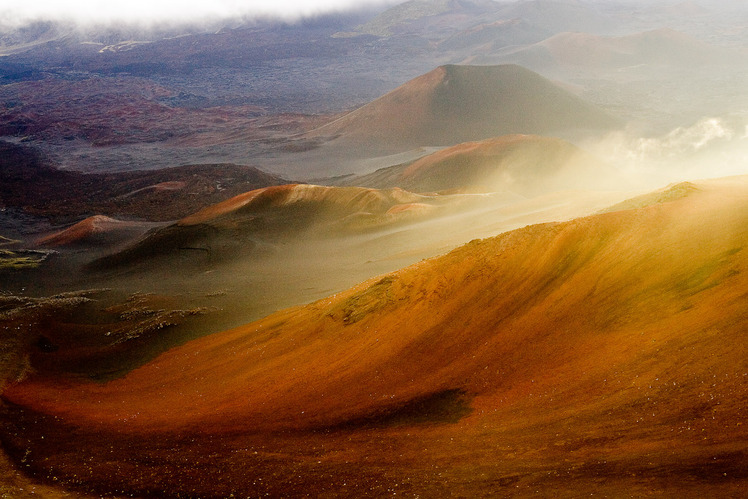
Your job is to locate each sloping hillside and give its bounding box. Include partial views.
[489,28,740,71]
[308,64,618,149]
[3,176,746,497]
[337,0,500,38]
[496,0,616,34]
[346,134,603,194]
[35,216,154,248]
[88,184,451,269]
[0,141,290,222]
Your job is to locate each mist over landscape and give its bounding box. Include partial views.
[0,0,746,497]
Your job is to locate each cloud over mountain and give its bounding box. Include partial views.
[0,0,398,27]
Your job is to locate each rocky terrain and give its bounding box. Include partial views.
[0,141,291,223]
[0,0,746,497]
[2,176,746,497]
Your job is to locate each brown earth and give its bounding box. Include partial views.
[345,134,606,195]
[307,64,619,150]
[35,215,153,248]
[87,183,471,269]
[0,141,291,222]
[0,290,216,498]
[1,176,746,497]
[0,76,320,147]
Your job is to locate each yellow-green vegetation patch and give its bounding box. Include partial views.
[0,236,20,247]
[0,249,52,270]
[599,181,700,214]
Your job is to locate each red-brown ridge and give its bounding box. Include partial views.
[178,183,423,226]
[308,64,618,149]
[36,216,148,247]
[2,177,746,497]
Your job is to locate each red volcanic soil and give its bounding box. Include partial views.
[179,183,422,226]
[2,177,747,497]
[307,64,618,149]
[91,183,448,268]
[352,134,601,194]
[36,215,151,247]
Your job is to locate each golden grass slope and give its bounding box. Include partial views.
[2,176,746,496]
[598,180,701,213]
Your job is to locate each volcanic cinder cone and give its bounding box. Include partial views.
[2,176,746,497]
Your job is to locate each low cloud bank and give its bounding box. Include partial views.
[0,0,398,29]
[584,116,748,189]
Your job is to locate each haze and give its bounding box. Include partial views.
[0,0,399,26]
[0,0,746,496]
[4,0,745,27]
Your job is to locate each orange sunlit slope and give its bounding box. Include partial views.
[3,176,746,496]
[7,177,747,431]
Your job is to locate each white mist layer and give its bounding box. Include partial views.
[584,116,748,190]
[0,0,398,28]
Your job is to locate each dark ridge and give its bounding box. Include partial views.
[0,61,45,83]
[0,140,292,223]
[325,389,473,431]
[85,223,225,271]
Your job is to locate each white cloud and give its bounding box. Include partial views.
[591,118,737,164]
[632,118,735,160]
[0,0,398,27]
[583,117,748,188]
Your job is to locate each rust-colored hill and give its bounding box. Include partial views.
[3,176,746,497]
[89,183,451,269]
[178,183,421,226]
[308,64,618,149]
[346,134,603,194]
[36,216,154,248]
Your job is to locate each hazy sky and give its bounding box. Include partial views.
[2,1,745,29]
[0,0,399,26]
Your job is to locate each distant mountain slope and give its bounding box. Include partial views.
[487,28,741,70]
[88,184,459,269]
[3,176,746,497]
[337,0,500,38]
[496,0,616,34]
[0,141,290,222]
[437,18,550,52]
[35,216,153,248]
[339,0,614,40]
[177,183,419,226]
[308,64,618,149]
[344,134,603,194]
